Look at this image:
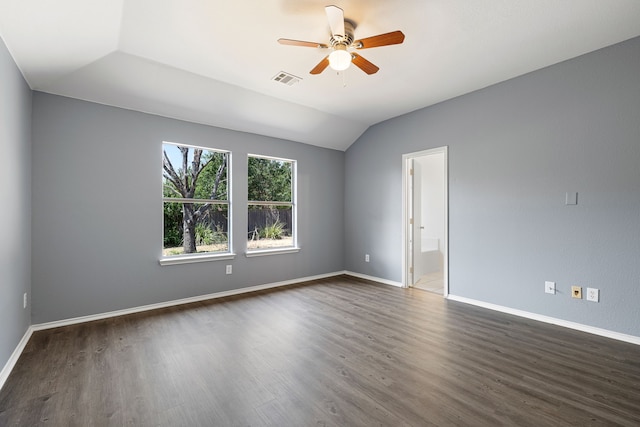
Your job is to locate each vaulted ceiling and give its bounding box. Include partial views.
[1,1,639,150]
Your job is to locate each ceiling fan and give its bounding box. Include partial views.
[278,5,405,75]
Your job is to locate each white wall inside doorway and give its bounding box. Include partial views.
[402,146,448,293]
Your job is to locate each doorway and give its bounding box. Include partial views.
[402,147,448,295]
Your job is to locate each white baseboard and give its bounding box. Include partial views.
[0,326,34,391]
[345,271,404,288]
[32,271,345,331]
[447,294,640,346]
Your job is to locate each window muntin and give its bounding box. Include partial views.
[162,142,230,258]
[247,155,296,252]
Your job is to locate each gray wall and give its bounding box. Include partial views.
[345,37,640,336]
[32,93,344,323]
[0,36,31,370]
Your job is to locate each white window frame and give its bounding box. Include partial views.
[160,141,235,266]
[246,154,299,257]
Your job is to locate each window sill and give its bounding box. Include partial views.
[245,247,300,258]
[159,252,236,266]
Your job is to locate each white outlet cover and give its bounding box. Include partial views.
[545,281,556,294]
[586,287,599,302]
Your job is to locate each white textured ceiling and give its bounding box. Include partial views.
[1,0,639,151]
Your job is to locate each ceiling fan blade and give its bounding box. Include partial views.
[278,38,328,48]
[354,30,405,49]
[310,56,330,74]
[351,53,379,75]
[325,5,345,37]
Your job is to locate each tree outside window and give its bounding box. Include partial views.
[162,142,230,257]
[247,155,295,251]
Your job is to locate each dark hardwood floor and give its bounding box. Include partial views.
[1,275,639,426]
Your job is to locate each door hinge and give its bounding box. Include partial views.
[409,218,413,225]
[409,168,414,175]
[409,267,413,273]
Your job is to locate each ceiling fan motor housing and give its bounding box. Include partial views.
[330,21,355,48]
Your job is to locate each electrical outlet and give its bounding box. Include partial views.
[586,288,599,302]
[545,281,556,294]
[571,286,582,299]
[226,265,232,275]
[23,293,27,309]
[365,254,370,262]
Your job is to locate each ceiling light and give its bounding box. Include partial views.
[328,45,351,71]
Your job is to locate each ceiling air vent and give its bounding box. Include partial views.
[272,71,301,86]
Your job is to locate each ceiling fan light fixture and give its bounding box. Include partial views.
[328,45,351,71]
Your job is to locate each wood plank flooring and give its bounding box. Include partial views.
[1,275,639,426]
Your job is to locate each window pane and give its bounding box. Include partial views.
[163,143,228,201]
[247,205,293,250]
[163,202,229,256]
[247,157,291,202]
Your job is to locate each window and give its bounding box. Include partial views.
[162,142,231,263]
[247,155,296,253]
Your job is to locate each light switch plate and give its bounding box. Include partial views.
[565,192,578,205]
